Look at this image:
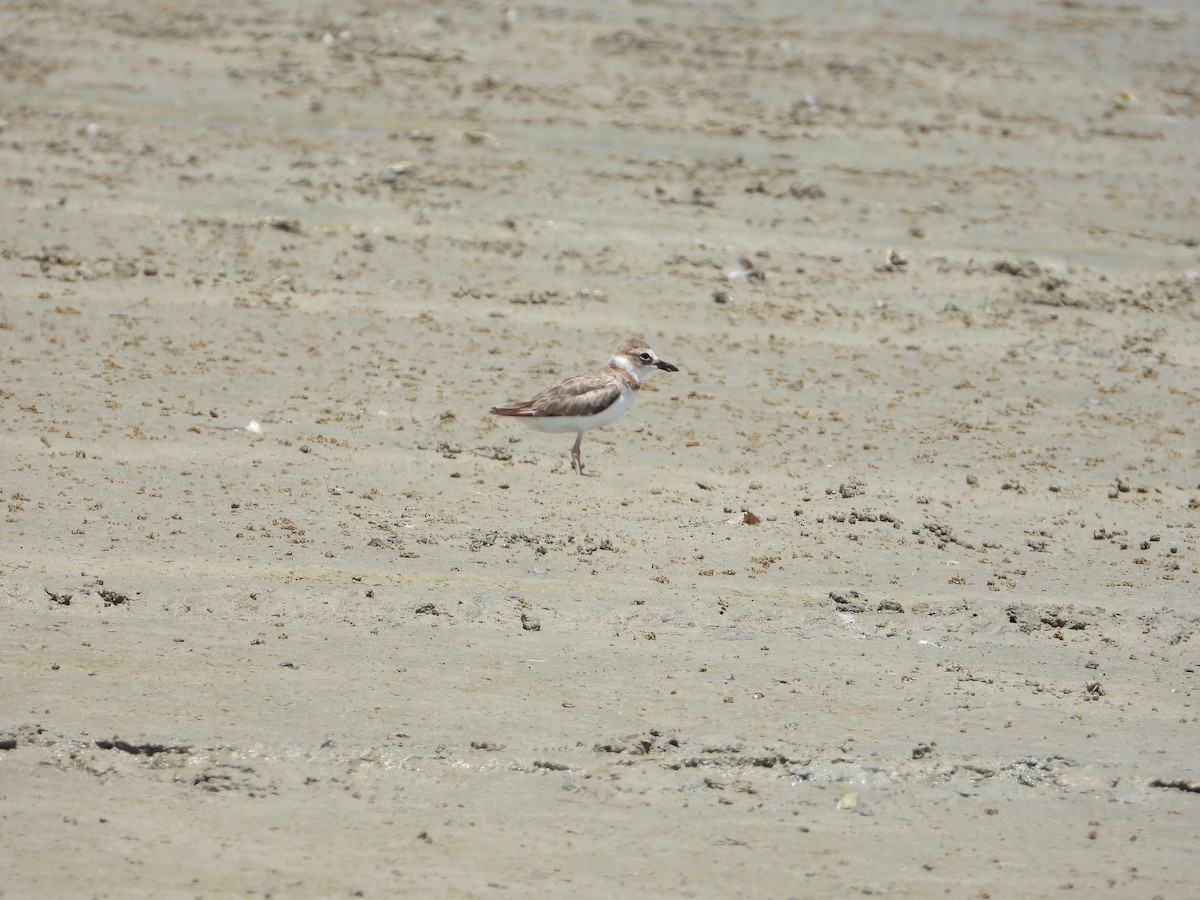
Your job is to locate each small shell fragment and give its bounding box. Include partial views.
[724,510,761,526]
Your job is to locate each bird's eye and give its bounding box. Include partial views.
[639,352,652,361]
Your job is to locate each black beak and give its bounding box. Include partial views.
[655,359,679,372]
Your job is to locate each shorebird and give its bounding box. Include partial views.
[489,338,678,475]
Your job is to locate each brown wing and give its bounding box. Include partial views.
[489,400,537,417]
[491,371,625,418]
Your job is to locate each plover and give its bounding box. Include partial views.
[489,338,679,475]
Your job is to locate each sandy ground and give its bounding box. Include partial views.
[2,0,1199,896]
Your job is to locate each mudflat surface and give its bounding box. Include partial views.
[1,1,1198,897]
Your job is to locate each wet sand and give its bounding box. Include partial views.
[1,1,1199,896]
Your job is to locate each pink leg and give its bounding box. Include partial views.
[571,431,585,475]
